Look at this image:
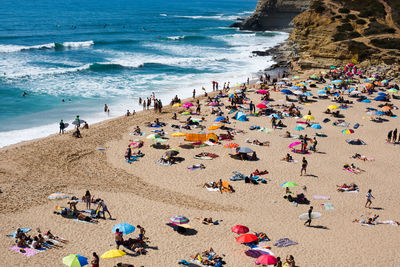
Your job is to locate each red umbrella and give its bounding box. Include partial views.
[235,233,258,243]
[256,103,267,109]
[256,254,278,265]
[231,225,249,234]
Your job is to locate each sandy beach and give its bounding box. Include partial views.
[1,69,400,267]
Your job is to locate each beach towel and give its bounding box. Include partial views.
[376,220,399,226]
[274,238,297,247]
[156,160,171,166]
[206,187,220,192]
[343,189,359,193]
[323,203,334,210]
[312,195,330,200]
[346,139,366,145]
[10,246,39,257]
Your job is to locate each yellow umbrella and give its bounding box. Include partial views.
[208,125,223,130]
[303,115,315,120]
[327,105,338,110]
[100,249,126,259]
[171,132,186,137]
[173,103,182,107]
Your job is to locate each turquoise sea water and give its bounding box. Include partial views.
[0,0,288,147]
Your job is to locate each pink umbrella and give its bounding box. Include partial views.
[288,142,302,148]
[256,255,278,265]
[182,102,194,108]
[256,90,268,94]
[208,102,219,106]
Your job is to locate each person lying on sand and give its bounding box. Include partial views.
[195,217,219,225]
[253,169,268,175]
[352,153,374,161]
[44,230,68,243]
[353,215,379,225]
[247,139,270,146]
[203,182,219,189]
[255,232,269,241]
[76,213,98,223]
[337,183,358,192]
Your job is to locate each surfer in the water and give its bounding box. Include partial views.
[22,92,28,97]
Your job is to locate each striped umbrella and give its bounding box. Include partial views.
[342,129,354,134]
[224,143,239,148]
[48,192,69,200]
[169,215,190,225]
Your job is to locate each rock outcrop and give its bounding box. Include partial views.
[232,0,310,31]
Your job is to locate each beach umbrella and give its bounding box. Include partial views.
[171,132,186,137]
[309,74,319,80]
[169,215,190,225]
[237,147,253,154]
[324,85,332,90]
[317,90,327,95]
[303,92,313,96]
[293,91,302,95]
[299,212,322,220]
[310,124,322,129]
[381,106,392,110]
[146,134,160,139]
[231,225,249,234]
[327,105,338,110]
[290,86,301,90]
[292,75,300,79]
[48,192,69,200]
[388,88,398,93]
[182,102,194,108]
[214,116,226,122]
[280,182,298,187]
[330,66,336,69]
[375,111,385,115]
[63,254,88,267]
[256,103,268,109]
[331,80,343,84]
[294,126,304,131]
[303,115,315,120]
[281,89,293,95]
[256,90,268,94]
[100,249,126,259]
[173,103,182,107]
[256,255,278,265]
[112,223,135,235]
[224,143,239,148]
[288,142,302,148]
[377,92,387,96]
[361,99,371,103]
[235,233,258,243]
[208,125,223,130]
[374,96,386,101]
[350,90,361,95]
[208,102,219,106]
[181,111,191,115]
[341,129,354,134]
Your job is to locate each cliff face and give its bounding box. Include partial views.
[233,0,310,31]
[288,0,400,69]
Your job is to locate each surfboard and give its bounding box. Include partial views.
[298,212,321,220]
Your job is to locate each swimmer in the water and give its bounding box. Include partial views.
[22,92,28,97]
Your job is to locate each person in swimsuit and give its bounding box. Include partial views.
[365,189,375,208]
[137,225,146,240]
[91,252,99,267]
[115,228,123,249]
[300,157,308,176]
[84,190,91,209]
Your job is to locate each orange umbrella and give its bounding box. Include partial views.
[235,233,258,243]
[381,106,392,110]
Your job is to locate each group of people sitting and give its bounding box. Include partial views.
[15,228,67,249]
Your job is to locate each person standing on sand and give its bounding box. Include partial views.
[115,228,123,249]
[98,199,112,219]
[193,89,196,99]
[387,130,393,143]
[91,252,99,267]
[304,206,313,226]
[393,128,397,143]
[301,157,308,176]
[143,101,146,111]
[85,190,91,209]
[249,101,254,114]
[59,120,65,134]
[365,189,375,208]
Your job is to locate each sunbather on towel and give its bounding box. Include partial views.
[44,230,68,243]
[252,139,270,146]
[253,169,268,175]
[76,213,98,223]
[336,183,358,192]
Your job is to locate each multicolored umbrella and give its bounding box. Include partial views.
[48,193,69,200]
[169,215,190,225]
[231,225,249,234]
[342,129,354,134]
[388,89,398,93]
[256,255,278,265]
[112,223,135,234]
[235,233,258,243]
[182,102,194,108]
[100,249,126,259]
[62,254,88,267]
[224,143,239,148]
[288,142,302,148]
[281,182,298,187]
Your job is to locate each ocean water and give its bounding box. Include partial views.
[0,0,288,147]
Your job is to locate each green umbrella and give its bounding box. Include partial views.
[63,254,88,267]
[280,182,298,187]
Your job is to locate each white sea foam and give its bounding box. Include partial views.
[0,40,94,53]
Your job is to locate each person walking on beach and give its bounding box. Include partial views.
[75,115,81,128]
[115,228,123,249]
[365,189,375,208]
[301,157,308,176]
[59,120,65,134]
[91,252,99,267]
[304,206,313,226]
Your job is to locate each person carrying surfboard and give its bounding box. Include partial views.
[59,120,65,134]
[304,206,313,226]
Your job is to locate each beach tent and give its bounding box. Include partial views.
[206,133,218,142]
[234,111,248,121]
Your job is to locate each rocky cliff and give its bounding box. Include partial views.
[287,0,400,69]
[232,0,310,31]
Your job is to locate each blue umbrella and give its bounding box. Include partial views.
[294,126,305,131]
[303,92,313,96]
[281,89,293,95]
[269,114,281,118]
[214,116,226,122]
[333,93,341,96]
[291,86,301,90]
[375,111,385,115]
[377,92,387,96]
[331,80,343,84]
[361,99,371,103]
[374,96,386,101]
[237,147,254,153]
[317,90,327,94]
[112,223,135,234]
[310,124,322,129]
